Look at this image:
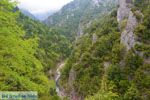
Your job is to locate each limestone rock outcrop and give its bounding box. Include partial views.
[117,0,138,50]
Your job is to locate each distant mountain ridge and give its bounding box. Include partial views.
[33,11,53,21]
[19,8,36,20]
[18,7,54,21]
[44,0,117,38]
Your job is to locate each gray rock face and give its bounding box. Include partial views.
[77,24,84,36]
[117,0,138,50]
[68,68,81,100]
[121,11,138,50]
[92,0,103,6]
[92,33,97,44]
[68,68,83,100]
[103,62,111,71]
[117,0,130,22]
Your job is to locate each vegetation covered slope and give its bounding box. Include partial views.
[0,0,149,100]
[0,0,71,99]
[44,0,117,40]
[60,0,150,99]
[17,13,71,72]
[0,0,50,96]
[60,11,121,99]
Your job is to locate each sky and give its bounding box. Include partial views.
[16,0,73,14]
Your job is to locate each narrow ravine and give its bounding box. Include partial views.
[55,62,65,98]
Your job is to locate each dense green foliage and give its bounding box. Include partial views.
[0,0,71,99]
[60,12,121,97]
[60,0,150,99]
[133,0,150,59]
[0,0,51,97]
[17,14,71,71]
[44,0,117,40]
[0,0,149,100]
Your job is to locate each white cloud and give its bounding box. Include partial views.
[16,0,73,14]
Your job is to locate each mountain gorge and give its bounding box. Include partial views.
[0,0,150,100]
[18,8,53,21]
[44,0,117,39]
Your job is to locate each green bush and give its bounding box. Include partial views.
[120,19,127,30]
[124,84,140,100]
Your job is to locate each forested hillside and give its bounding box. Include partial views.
[0,0,149,100]
[60,0,150,100]
[0,0,70,99]
[44,0,117,40]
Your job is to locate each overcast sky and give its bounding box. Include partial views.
[16,0,73,14]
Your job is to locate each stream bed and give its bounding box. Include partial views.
[55,62,65,97]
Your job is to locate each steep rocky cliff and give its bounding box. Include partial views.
[60,0,150,100]
[117,0,149,63]
[117,0,137,50]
